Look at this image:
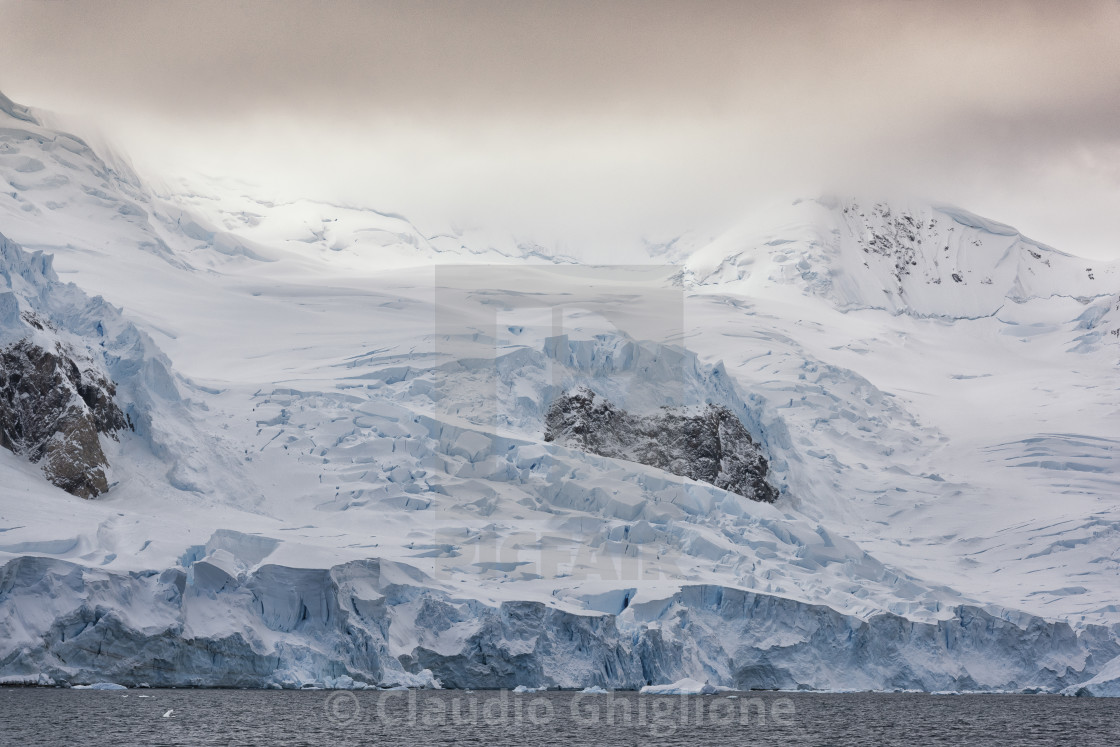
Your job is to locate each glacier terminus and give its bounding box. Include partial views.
[1,89,1119,700]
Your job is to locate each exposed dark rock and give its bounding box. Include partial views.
[545,387,778,502]
[0,335,128,498]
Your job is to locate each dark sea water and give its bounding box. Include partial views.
[2,688,1118,746]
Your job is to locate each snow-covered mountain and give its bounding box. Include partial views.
[1,92,1119,694]
[676,196,1118,318]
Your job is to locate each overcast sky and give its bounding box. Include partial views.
[1,0,1119,257]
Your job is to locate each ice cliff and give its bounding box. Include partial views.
[1,553,1117,692]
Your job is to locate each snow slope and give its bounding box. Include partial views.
[666,198,1120,631]
[1,94,1118,692]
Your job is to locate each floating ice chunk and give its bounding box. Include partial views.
[72,682,127,690]
[580,686,610,694]
[322,675,372,690]
[640,678,721,695]
[381,668,441,690]
[512,685,545,693]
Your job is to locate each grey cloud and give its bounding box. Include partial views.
[0,0,1118,257]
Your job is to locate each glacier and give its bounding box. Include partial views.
[3,554,1118,692]
[1,92,1119,694]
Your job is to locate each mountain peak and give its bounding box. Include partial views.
[679,196,1117,319]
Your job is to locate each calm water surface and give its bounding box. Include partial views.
[2,688,1118,746]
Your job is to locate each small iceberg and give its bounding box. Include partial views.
[512,685,545,693]
[72,682,127,691]
[322,675,371,690]
[580,686,610,694]
[639,678,723,695]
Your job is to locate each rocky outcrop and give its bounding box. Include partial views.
[0,228,183,499]
[545,387,778,503]
[0,328,129,498]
